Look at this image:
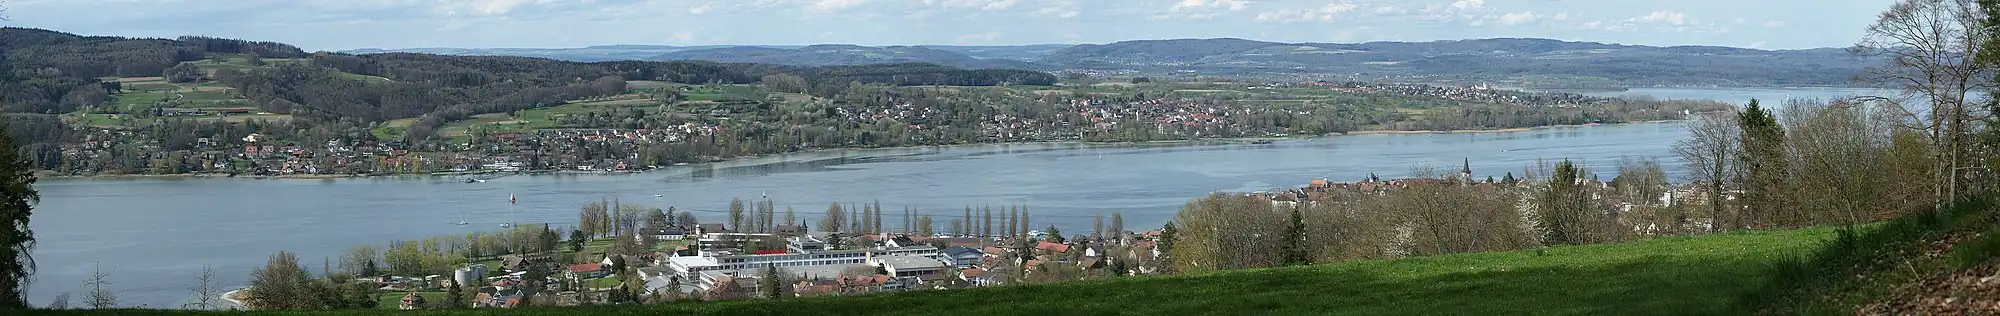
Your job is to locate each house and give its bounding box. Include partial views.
[958,267,1002,287]
[500,253,551,273]
[868,255,948,278]
[1035,241,1071,254]
[773,224,807,238]
[567,263,607,279]
[939,246,984,268]
[398,292,426,310]
[696,223,729,235]
[653,228,687,241]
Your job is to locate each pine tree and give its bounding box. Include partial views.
[1280,207,1310,266]
[445,280,464,308]
[1502,172,1517,184]
[0,121,38,309]
[758,265,782,299]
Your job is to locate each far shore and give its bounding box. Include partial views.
[41,120,1687,181]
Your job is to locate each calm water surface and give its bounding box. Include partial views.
[24,87,1885,307]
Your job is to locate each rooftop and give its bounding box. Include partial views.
[873,255,948,270]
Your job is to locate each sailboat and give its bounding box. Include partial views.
[499,193,516,228]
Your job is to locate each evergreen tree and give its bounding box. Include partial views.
[0,122,38,309]
[1280,207,1310,266]
[445,280,465,308]
[1502,172,1517,184]
[758,265,782,299]
[1043,225,1063,243]
[1737,99,1790,227]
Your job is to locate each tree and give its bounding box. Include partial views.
[1021,208,1032,238]
[1503,172,1518,184]
[538,226,560,253]
[83,263,115,309]
[247,251,319,310]
[917,215,934,236]
[163,63,204,83]
[569,229,586,254]
[729,198,746,233]
[820,203,844,232]
[645,208,669,233]
[675,211,698,231]
[0,119,39,309]
[982,206,993,237]
[338,245,380,278]
[445,280,465,309]
[1280,207,1310,266]
[45,293,67,310]
[1537,160,1592,245]
[1157,221,1176,272]
[1093,213,1104,238]
[1043,225,1063,243]
[1855,0,1991,206]
[1110,212,1124,238]
[1738,99,1792,227]
[758,265,782,299]
[782,206,796,228]
[1674,110,1742,231]
[185,265,221,310]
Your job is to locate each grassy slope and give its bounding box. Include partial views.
[66,227,1836,316]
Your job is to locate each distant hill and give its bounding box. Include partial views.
[648,44,1043,70]
[919,44,1073,61]
[339,45,798,62]
[1041,38,1870,87]
[346,37,1873,87]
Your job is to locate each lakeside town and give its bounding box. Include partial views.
[40,80,1716,179]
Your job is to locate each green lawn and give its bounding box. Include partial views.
[66,226,1846,315]
[436,96,664,136]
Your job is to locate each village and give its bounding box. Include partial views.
[345,219,1166,309]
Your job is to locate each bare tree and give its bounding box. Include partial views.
[83,263,115,309]
[1673,111,1741,232]
[45,292,68,310]
[1852,0,1992,205]
[185,265,221,310]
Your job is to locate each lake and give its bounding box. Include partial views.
[23,87,1888,307]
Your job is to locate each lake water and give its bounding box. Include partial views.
[23,87,1892,307]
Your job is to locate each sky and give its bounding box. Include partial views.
[1,0,1897,51]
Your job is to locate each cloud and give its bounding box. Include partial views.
[1579,20,1605,30]
[1171,0,1250,12]
[1255,3,1359,23]
[688,2,715,14]
[1763,20,1786,28]
[1030,0,1081,19]
[1448,0,1485,11]
[1635,10,1689,26]
[925,0,1019,11]
[956,31,1002,43]
[1372,6,1405,14]
[669,31,695,42]
[1496,12,1539,26]
[808,0,868,11]
[1155,0,1249,20]
[1551,12,1568,21]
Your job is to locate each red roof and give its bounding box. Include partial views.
[1037,241,1071,253]
[753,249,789,255]
[568,263,602,273]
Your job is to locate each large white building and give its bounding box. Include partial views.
[666,245,943,281]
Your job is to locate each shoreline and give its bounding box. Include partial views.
[42,120,1686,181]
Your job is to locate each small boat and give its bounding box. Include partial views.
[498,223,513,228]
[509,193,516,204]
[454,221,469,226]
[654,194,664,197]
[1251,140,1275,145]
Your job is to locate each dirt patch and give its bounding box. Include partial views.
[1858,261,2000,315]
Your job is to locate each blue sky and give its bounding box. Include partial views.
[2,0,1895,51]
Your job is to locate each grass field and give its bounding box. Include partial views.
[435,96,663,136]
[65,225,1847,315]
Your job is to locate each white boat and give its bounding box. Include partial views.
[455,221,469,225]
[653,194,663,197]
[499,223,513,228]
